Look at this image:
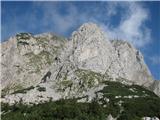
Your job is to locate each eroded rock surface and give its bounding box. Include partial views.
[1,33,66,94]
[150,80,160,97]
[1,22,158,104]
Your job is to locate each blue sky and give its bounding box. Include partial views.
[1,1,160,80]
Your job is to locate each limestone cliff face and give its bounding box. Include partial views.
[1,22,158,102]
[68,23,153,87]
[1,33,66,93]
[150,80,160,96]
[70,23,116,74]
[111,40,153,87]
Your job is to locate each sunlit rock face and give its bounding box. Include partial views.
[69,23,153,86]
[70,23,117,74]
[150,80,160,97]
[0,33,66,93]
[1,22,157,104]
[111,40,153,87]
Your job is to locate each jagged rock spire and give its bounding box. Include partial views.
[70,22,116,74]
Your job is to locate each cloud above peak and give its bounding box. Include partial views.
[100,2,151,48]
[35,2,151,48]
[2,2,151,48]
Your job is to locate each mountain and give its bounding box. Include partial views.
[1,32,66,91]
[68,23,153,86]
[1,23,160,120]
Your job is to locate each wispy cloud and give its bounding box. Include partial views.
[99,2,151,48]
[2,1,151,48]
[33,2,151,47]
[2,1,159,79]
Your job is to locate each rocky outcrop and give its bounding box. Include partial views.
[68,23,153,87]
[1,33,66,94]
[150,80,160,97]
[107,114,116,120]
[111,40,153,87]
[142,117,159,120]
[70,23,116,74]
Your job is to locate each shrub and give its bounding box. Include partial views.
[1,99,106,120]
[11,86,35,94]
[37,87,46,92]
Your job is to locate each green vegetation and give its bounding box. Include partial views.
[1,99,107,120]
[36,34,65,52]
[60,80,73,87]
[24,51,53,73]
[99,81,157,99]
[39,51,53,65]
[1,86,11,97]
[16,33,32,47]
[56,69,105,93]
[2,96,160,120]
[16,33,32,40]
[56,79,73,92]
[118,97,160,120]
[26,51,52,65]
[1,84,24,97]
[1,69,160,120]
[96,81,160,119]
[75,69,105,88]
[17,41,29,45]
[37,86,46,92]
[11,86,35,94]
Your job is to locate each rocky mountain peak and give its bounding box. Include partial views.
[79,22,99,31]
[69,23,116,74]
[75,22,102,35]
[68,23,153,87]
[71,22,109,44]
[1,22,159,105]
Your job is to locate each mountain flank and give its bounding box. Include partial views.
[1,23,160,120]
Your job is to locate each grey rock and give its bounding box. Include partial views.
[150,80,160,97]
[1,33,66,94]
[69,23,154,87]
[0,22,158,104]
[142,117,160,120]
[107,114,116,120]
[111,40,153,87]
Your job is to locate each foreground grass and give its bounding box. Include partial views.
[1,99,106,120]
[1,81,160,120]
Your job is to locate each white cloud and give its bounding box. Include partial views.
[47,2,151,48]
[34,2,88,35]
[100,2,151,48]
[3,2,151,48]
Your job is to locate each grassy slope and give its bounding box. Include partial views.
[1,80,160,120]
